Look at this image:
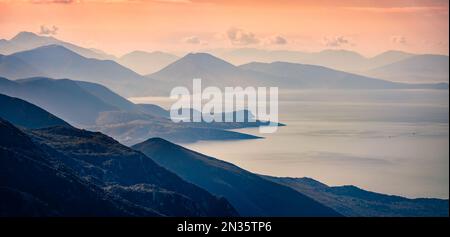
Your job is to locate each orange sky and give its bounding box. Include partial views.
[0,0,448,56]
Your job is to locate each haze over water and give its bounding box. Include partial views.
[131,89,449,199]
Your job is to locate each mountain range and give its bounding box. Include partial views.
[263,176,449,217]
[0,93,342,217]
[118,50,179,75]
[148,52,448,90]
[366,54,449,83]
[0,31,115,60]
[132,138,341,216]
[1,31,448,217]
[0,94,238,216]
[133,137,448,217]
[1,92,448,217]
[0,33,448,97]
[208,48,439,72]
[0,45,168,97]
[209,48,449,83]
[239,61,448,89]
[0,77,268,145]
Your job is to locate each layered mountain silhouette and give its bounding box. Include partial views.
[1,94,447,217]
[240,61,448,89]
[0,53,48,79]
[149,52,447,90]
[0,77,118,125]
[263,177,449,217]
[2,40,446,97]
[0,118,160,217]
[2,32,447,89]
[0,45,167,96]
[212,48,448,84]
[0,93,69,129]
[209,48,416,72]
[0,77,263,145]
[0,94,237,217]
[132,138,341,217]
[148,52,276,88]
[0,31,115,60]
[365,50,415,70]
[118,50,179,75]
[133,138,449,217]
[366,54,449,83]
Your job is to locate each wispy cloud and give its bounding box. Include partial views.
[39,25,59,35]
[268,35,288,45]
[391,35,407,45]
[322,36,354,48]
[227,27,260,46]
[183,36,200,44]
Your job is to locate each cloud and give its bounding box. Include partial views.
[322,36,354,47]
[269,35,288,45]
[227,27,260,45]
[391,35,407,44]
[39,25,59,35]
[183,36,201,44]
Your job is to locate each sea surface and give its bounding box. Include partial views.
[130,89,449,199]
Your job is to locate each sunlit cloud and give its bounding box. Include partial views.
[391,35,407,45]
[39,25,59,35]
[269,35,288,45]
[227,27,260,46]
[183,36,200,44]
[322,36,354,48]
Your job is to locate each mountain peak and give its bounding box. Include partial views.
[183,52,230,63]
[139,137,178,149]
[172,52,236,69]
[319,49,365,58]
[14,44,83,58]
[371,50,413,59]
[0,93,70,129]
[11,31,42,41]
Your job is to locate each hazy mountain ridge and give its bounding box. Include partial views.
[0,54,48,79]
[148,52,277,88]
[118,50,179,75]
[133,136,449,217]
[366,54,449,83]
[0,45,168,97]
[150,52,447,90]
[0,118,161,217]
[133,137,341,217]
[0,77,264,145]
[0,95,238,216]
[27,125,237,217]
[209,48,418,71]
[2,37,446,97]
[262,176,449,217]
[0,77,119,126]
[0,93,69,129]
[2,32,446,87]
[0,31,115,60]
[1,94,447,217]
[239,61,448,89]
